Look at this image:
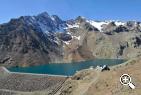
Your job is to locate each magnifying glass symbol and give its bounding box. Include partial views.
[120,74,135,89]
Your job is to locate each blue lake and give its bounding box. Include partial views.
[8,59,126,76]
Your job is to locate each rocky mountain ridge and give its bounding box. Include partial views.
[63,16,141,62]
[0,12,141,66]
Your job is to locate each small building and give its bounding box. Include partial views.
[96,65,110,72]
[101,65,110,72]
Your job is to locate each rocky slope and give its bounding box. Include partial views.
[58,57,141,95]
[1,12,141,66]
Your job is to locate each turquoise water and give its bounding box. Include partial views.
[8,59,125,76]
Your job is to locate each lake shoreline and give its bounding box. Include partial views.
[0,59,127,77]
[7,59,126,76]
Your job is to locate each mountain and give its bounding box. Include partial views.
[0,12,141,66]
[0,12,65,66]
[63,17,141,62]
[16,12,66,33]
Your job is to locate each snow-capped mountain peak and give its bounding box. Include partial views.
[64,17,126,32]
[86,20,125,32]
[19,12,67,33]
[8,12,140,33]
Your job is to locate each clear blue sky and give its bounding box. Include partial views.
[0,0,141,23]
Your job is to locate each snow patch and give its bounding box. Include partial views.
[31,16,36,20]
[87,20,110,32]
[44,31,49,34]
[115,21,125,26]
[63,41,71,45]
[54,24,67,32]
[66,32,72,35]
[54,40,59,45]
[65,23,79,29]
[139,23,141,27]
[87,20,125,32]
[72,36,80,40]
[51,16,55,21]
